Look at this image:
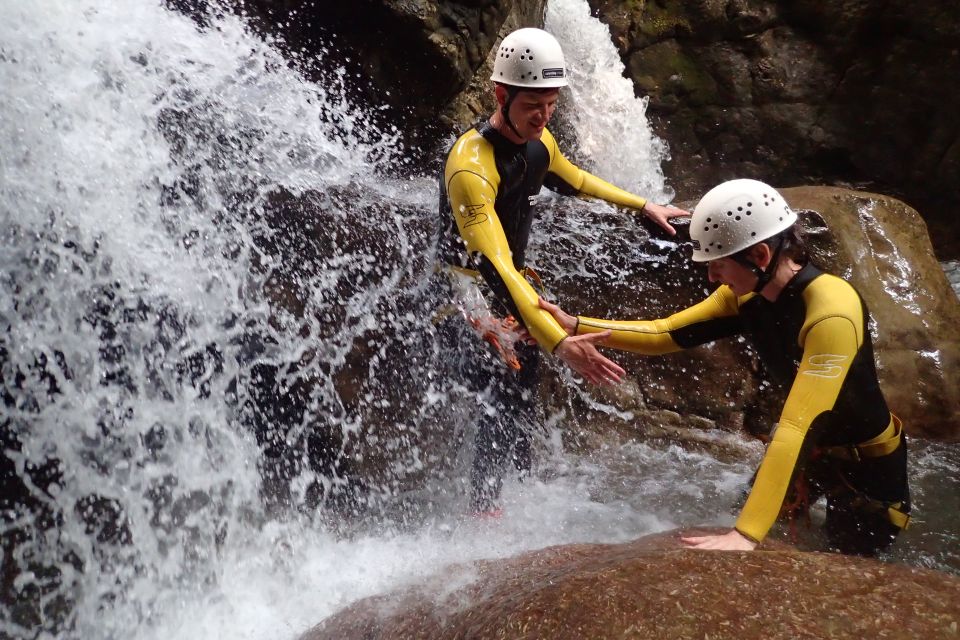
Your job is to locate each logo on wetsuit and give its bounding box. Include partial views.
[459,203,488,228]
[803,353,848,378]
[542,68,565,79]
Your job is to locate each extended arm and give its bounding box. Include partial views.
[733,316,861,543]
[445,166,568,352]
[573,286,743,355]
[540,129,690,235]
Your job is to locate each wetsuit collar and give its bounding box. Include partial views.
[478,120,526,155]
[773,262,822,302]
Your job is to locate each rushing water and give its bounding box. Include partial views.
[944,260,960,299]
[1,1,958,639]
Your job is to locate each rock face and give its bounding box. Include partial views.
[230,0,546,158]
[586,0,960,259]
[541,187,960,441]
[301,530,960,640]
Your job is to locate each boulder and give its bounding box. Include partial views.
[301,529,960,639]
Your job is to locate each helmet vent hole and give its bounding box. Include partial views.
[746,210,751,215]
[751,232,757,237]
[706,217,712,222]
[726,211,732,216]
[533,76,538,80]
[735,216,741,220]
[704,227,709,231]
[717,245,723,250]
[713,224,719,229]
[747,202,753,207]
[737,206,743,211]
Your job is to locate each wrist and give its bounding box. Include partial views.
[550,335,568,355]
[734,527,760,548]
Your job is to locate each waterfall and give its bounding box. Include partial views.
[1,1,957,639]
[0,1,438,637]
[546,0,673,203]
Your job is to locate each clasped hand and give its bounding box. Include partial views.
[538,297,624,386]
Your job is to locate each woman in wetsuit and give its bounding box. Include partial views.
[540,179,910,555]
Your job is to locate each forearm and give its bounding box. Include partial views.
[576,316,680,355]
[577,171,647,211]
[734,423,806,542]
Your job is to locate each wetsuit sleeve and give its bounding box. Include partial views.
[735,315,861,543]
[445,154,569,353]
[575,286,743,354]
[540,128,648,210]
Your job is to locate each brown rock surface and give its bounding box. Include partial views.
[301,529,960,640]
[782,187,960,440]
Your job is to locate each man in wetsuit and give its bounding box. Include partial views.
[540,179,910,555]
[438,27,689,515]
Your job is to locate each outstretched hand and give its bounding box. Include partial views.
[642,202,691,236]
[554,331,625,386]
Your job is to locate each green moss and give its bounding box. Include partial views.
[630,41,718,105]
[638,1,692,39]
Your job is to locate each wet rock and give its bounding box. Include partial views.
[783,187,960,441]
[301,529,960,639]
[214,0,545,161]
[587,0,960,260]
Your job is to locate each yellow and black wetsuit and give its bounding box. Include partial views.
[575,263,909,553]
[439,122,649,351]
[438,121,651,511]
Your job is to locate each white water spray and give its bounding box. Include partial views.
[546,0,674,202]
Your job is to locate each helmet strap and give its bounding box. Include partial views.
[732,234,785,294]
[501,86,524,140]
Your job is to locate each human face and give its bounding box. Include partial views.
[706,256,758,296]
[507,88,559,141]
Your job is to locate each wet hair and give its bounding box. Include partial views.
[776,225,810,264]
[734,224,809,265]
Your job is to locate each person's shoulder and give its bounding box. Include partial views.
[446,127,487,165]
[713,284,749,313]
[802,272,863,322]
[540,127,562,157]
[444,127,499,189]
[806,272,858,302]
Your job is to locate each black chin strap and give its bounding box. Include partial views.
[732,234,786,294]
[501,86,523,139]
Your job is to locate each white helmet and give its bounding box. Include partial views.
[690,179,797,262]
[489,28,568,89]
